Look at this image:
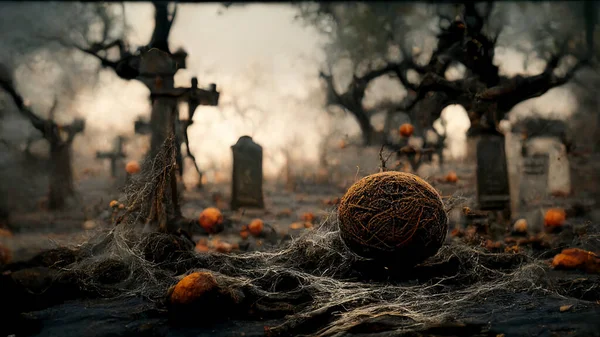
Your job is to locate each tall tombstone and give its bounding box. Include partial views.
[476,135,511,215]
[519,152,550,207]
[231,136,264,210]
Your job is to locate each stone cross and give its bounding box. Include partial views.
[96,135,126,177]
[231,136,264,210]
[136,48,219,160]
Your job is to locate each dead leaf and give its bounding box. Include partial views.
[289,222,305,230]
[560,304,573,312]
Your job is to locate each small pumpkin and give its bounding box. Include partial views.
[169,272,218,305]
[445,171,458,183]
[399,123,415,138]
[513,219,528,234]
[125,161,141,175]
[248,219,264,236]
[198,207,224,233]
[544,208,566,228]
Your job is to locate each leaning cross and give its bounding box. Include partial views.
[136,48,219,181]
[96,135,126,177]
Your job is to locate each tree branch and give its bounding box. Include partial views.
[0,72,49,136]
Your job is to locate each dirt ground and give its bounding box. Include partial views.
[1,155,479,263]
[1,150,600,337]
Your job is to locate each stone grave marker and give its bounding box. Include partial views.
[526,137,571,196]
[96,135,126,178]
[519,153,550,207]
[231,136,264,210]
[476,135,511,213]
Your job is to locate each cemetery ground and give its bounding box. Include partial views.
[1,147,600,337]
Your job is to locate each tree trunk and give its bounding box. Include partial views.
[149,2,172,53]
[48,141,74,210]
[353,110,374,146]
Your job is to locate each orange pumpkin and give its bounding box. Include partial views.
[125,161,141,175]
[109,200,119,208]
[301,212,315,223]
[544,208,566,228]
[552,248,600,273]
[399,123,415,138]
[170,272,218,305]
[239,230,250,240]
[198,207,224,233]
[248,219,264,236]
[445,171,458,183]
[513,219,528,233]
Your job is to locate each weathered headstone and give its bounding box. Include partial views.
[96,136,126,177]
[519,153,550,206]
[476,135,511,213]
[526,137,571,196]
[231,136,264,210]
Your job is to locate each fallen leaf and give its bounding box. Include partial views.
[289,222,305,230]
[560,304,573,312]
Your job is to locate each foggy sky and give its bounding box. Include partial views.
[1,2,584,183]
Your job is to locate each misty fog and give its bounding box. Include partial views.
[0,1,596,195]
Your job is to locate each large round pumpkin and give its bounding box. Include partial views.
[337,171,448,267]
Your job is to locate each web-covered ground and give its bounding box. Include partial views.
[1,151,600,337]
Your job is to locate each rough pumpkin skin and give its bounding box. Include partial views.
[337,171,448,267]
[170,272,219,305]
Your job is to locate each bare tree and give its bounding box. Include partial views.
[298,2,595,147]
[0,72,84,209]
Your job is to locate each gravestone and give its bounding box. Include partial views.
[476,135,511,213]
[526,137,571,196]
[231,136,264,210]
[519,153,550,206]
